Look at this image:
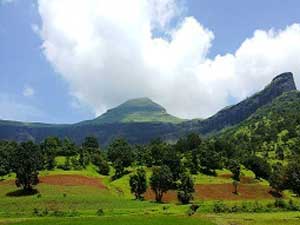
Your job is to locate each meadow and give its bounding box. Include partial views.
[0,161,299,225]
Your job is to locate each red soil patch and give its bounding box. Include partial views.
[145,183,273,202]
[40,175,106,190]
[144,189,177,202]
[194,183,273,200]
[0,175,106,190]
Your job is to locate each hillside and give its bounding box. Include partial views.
[79,98,184,125]
[0,72,297,145]
[183,72,297,134]
[218,90,300,157]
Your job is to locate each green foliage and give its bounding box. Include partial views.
[11,141,42,191]
[60,138,78,156]
[129,168,147,200]
[285,158,300,196]
[221,91,300,162]
[92,154,110,175]
[269,162,286,194]
[184,149,200,174]
[227,159,241,181]
[0,141,15,177]
[161,145,182,181]
[40,137,60,170]
[244,155,271,180]
[82,136,99,149]
[198,144,222,175]
[175,133,202,153]
[108,138,134,178]
[81,97,184,125]
[150,165,173,202]
[177,172,195,204]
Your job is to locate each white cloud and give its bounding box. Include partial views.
[23,86,35,97]
[37,0,300,119]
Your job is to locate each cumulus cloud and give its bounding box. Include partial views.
[23,85,35,97]
[37,0,300,119]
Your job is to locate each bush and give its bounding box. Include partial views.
[96,208,104,216]
[288,199,300,211]
[32,208,49,217]
[213,201,229,213]
[187,204,200,216]
[177,172,195,204]
[274,198,288,209]
[93,154,110,175]
[71,157,82,170]
[129,168,147,200]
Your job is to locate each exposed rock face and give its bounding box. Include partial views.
[192,72,297,134]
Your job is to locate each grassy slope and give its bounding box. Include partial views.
[7,216,215,225]
[80,98,185,125]
[0,162,299,225]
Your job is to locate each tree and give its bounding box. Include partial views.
[275,144,285,160]
[93,154,110,175]
[269,163,286,195]
[184,149,200,174]
[40,136,60,170]
[186,133,202,152]
[11,141,42,192]
[148,139,166,166]
[61,138,78,156]
[177,172,195,204]
[82,136,99,149]
[232,180,240,195]
[227,159,241,194]
[129,168,147,200]
[0,141,15,178]
[175,133,202,153]
[227,159,241,181]
[162,145,182,181]
[107,139,134,178]
[285,158,300,196]
[198,145,222,175]
[78,147,90,168]
[134,145,152,167]
[150,165,173,202]
[244,156,271,180]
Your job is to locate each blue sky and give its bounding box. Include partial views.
[1,0,300,123]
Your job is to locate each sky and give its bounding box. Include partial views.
[0,0,300,123]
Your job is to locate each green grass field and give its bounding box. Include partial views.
[0,162,299,225]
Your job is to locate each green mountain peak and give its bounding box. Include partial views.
[79,97,184,125]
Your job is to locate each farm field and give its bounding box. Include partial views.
[0,165,298,225]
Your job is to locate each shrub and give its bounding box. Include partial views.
[96,208,104,216]
[177,172,195,204]
[129,168,147,200]
[213,201,229,213]
[274,198,288,209]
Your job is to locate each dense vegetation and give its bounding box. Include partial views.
[1,125,300,200]
[1,73,300,225]
[0,73,295,145]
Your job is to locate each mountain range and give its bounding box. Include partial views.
[0,72,297,145]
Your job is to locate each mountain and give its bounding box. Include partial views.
[78,97,184,125]
[218,90,300,155]
[181,72,297,135]
[0,72,297,145]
